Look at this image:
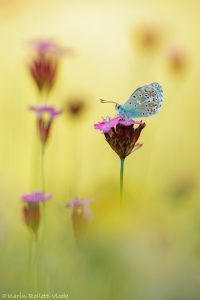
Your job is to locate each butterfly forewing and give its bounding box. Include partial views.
[123,82,163,117]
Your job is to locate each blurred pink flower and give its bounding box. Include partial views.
[29,104,63,144]
[65,197,92,241]
[29,53,58,93]
[22,191,52,202]
[28,39,73,93]
[167,46,187,73]
[28,38,73,56]
[29,104,63,118]
[65,197,92,220]
[22,191,52,235]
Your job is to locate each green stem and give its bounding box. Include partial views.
[120,158,125,205]
[41,142,45,193]
[39,142,49,291]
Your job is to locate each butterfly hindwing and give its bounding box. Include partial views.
[122,82,163,118]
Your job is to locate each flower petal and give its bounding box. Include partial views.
[94,116,121,133]
[131,143,144,153]
[29,104,63,118]
[22,191,52,202]
[119,119,143,126]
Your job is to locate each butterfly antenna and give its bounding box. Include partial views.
[100,99,118,105]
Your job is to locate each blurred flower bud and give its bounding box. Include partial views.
[27,39,73,93]
[167,46,187,74]
[29,104,63,145]
[29,53,58,93]
[66,97,86,117]
[134,22,162,51]
[23,203,40,235]
[22,191,52,235]
[65,198,92,241]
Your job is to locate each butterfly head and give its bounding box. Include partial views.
[115,103,120,111]
[115,104,124,115]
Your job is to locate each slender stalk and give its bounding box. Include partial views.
[120,158,125,205]
[40,141,50,292]
[27,231,33,289]
[41,142,45,193]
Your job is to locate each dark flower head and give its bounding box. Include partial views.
[94,116,145,159]
[29,53,58,93]
[29,104,63,145]
[66,98,86,117]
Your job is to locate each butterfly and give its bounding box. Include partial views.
[100,82,163,119]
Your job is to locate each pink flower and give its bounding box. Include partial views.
[65,198,92,241]
[29,104,63,144]
[94,116,146,159]
[65,197,92,220]
[21,191,52,235]
[119,119,143,126]
[29,104,63,118]
[94,116,142,133]
[28,39,73,93]
[28,39,73,56]
[94,116,121,133]
[22,191,52,203]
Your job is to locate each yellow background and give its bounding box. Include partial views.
[0,0,200,299]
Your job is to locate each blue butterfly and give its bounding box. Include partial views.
[100,82,163,119]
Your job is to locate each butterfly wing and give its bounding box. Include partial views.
[122,82,163,118]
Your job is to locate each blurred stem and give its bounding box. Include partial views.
[68,120,80,197]
[27,232,33,286]
[40,141,47,234]
[27,232,38,292]
[120,158,125,205]
[39,142,49,292]
[41,142,45,193]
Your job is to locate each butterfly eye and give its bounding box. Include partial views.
[133,95,136,98]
